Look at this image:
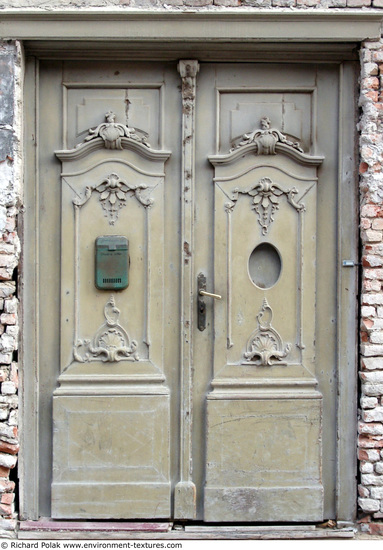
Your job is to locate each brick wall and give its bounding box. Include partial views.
[0,0,383,537]
[0,43,20,536]
[358,38,383,537]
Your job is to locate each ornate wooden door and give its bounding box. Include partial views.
[29,59,356,523]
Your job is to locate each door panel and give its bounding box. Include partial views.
[32,59,352,522]
[195,63,339,522]
[38,61,182,519]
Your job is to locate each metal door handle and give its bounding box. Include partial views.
[199,290,222,300]
[197,273,221,331]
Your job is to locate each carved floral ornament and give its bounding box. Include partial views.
[84,111,150,150]
[74,296,139,364]
[226,176,305,236]
[231,116,304,155]
[73,172,154,225]
[244,299,291,366]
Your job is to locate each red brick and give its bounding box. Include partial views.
[358,515,372,524]
[359,435,383,448]
[362,204,383,218]
[0,480,15,493]
[1,493,14,505]
[365,91,379,102]
[0,503,13,516]
[365,523,383,536]
[359,449,370,460]
[0,441,19,455]
[0,467,10,478]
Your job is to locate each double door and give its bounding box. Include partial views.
[25,58,357,523]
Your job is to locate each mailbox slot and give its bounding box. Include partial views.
[95,236,129,290]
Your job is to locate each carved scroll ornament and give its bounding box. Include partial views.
[231,116,304,155]
[84,111,150,149]
[244,299,291,366]
[73,172,154,226]
[228,176,305,236]
[74,296,139,363]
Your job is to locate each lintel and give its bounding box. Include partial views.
[0,9,382,43]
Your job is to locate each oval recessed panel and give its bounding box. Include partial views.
[248,243,282,289]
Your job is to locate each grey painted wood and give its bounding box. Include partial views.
[0,10,382,42]
[22,54,358,524]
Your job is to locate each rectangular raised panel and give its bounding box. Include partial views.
[212,155,318,381]
[59,147,167,377]
[204,398,323,522]
[52,394,171,518]
[66,84,162,150]
[219,91,313,154]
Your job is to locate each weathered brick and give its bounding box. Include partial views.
[1,382,15,396]
[213,0,240,4]
[362,357,383,370]
[361,343,383,357]
[363,384,383,397]
[363,255,383,268]
[371,319,383,330]
[361,461,374,474]
[0,453,16,470]
[3,297,17,315]
[0,493,14,506]
[364,280,381,292]
[363,407,383,422]
[362,306,376,318]
[362,294,383,306]
[361,371,383,383]
[0,334,15,354]
[364,523,383,536]
[364,230,383,243]
[359,483,371,496]
[358,498,380,512]
[0,314,16,326]
[359,445,382,459]
[371,487,383,499]
[361,396,379,409]
[0,442,18,456]
[361,473,383,486]
[0,283,15,299]
[0,502,14,516]
[361,204,383,218]
[370,332,383,344]
[8,410,17,427]
[359,422,383,436]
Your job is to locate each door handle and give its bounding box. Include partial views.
[197,273,221,331]
[199,290,222,300]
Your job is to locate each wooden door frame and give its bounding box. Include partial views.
[14,9,381,523]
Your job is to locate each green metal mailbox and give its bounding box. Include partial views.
[95,235,129,290]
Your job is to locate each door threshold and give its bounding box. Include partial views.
[18,520,356,540]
